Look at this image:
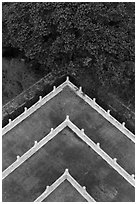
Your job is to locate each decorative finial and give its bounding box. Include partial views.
[97,143,100,147]
[131,174,135,179]
[122,122,125,127]
[83,186,86,190]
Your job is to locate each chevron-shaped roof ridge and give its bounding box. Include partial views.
[34,168,96,202]
[2,116,135,187]
[2,76,135,143]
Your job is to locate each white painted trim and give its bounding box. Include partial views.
[67,80,135,143]
[2,118,135,187]
[2,80,68,135]
[34,169,96,202]
[2,77,135,144]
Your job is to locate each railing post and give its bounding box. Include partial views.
[16,155,20,161]
[122,122,125,128]
[131,174,135,179]
[66,76,69,82]
[50,128,54,133]
[46,186,50,192]
[66,115,69,121]
[97,143,100,148]
[113,158,117,163]
[34,141,37,146]
[79,86,82,93]
[107,110,110,115]
[9,119,12,124]
[65,168,69,175]
[93,98,96,103]
[39,96,42,101]
[24,107,27,113]
[81,128,84,134]
[83,186,86,190]
[53,86,56,92]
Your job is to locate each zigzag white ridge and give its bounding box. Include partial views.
[2,116,135,187]
[34,169,96,202]
[2,77,135,143]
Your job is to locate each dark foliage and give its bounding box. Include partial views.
[2,2,135,104]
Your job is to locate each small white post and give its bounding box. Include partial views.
[50,128,54,133]
[81,128,84,134]
[17,155,20,160]
[53,86,56,92]
[9,119,11,124]
[34,141,37,146]
[131,174,135,179]
[46,186,50,191]
[93,98,96,103]
[66,76,69,82]
[83,186,86,190]
[24,107,27,113]
[97,143,100,148]
[79,86,82,93]
[39,96,42,101]
[122,122,125,128]
[113,158,117,163]
[66,115,69,121]
[65,168,69,175]
[107,110,110,115]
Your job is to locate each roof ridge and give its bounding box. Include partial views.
[34,169,96,202]
[2,116,135,187]
[2,76,135,143]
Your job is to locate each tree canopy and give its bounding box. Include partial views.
[2,2,135,103]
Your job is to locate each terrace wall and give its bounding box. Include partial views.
[2,71,135,133]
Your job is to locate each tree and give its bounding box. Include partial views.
[2,2,135,103]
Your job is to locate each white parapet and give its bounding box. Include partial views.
[2,119,135,187]
[34,169,96,202]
